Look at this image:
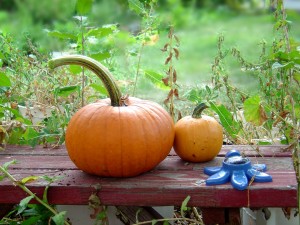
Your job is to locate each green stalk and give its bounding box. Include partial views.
[192,103,208,119]
[48,55,122,107]
[0,166,71,225]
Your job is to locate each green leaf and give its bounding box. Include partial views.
[0,105,30,124]
[47,31,77,41]
[76,0,93,15]
[52,211,67,225]
[8,127,25,144]
[0,72,11,87]
[21,216,41,225]
[183,89,202,103]
[90,83,108,96]
[274,51,289,61]
[280,138,288,145]
[2,160,17,170]
[205,85,212,95]
[40,175,64,183]
[209,101,240,140]
[295,104,300,119]
[180,195,190,217]
[22,127,39,147]
[128,0,145,15]
[289,50,300,59]
[69,65,82,74]
[21,176,39,184]
[184,89,198,103]
[271,62,283,70]
[86,27,114,38]
[17,196,34,215]
[96,211,107,220]
[90,52,111,61]
[293,72,300,82]
[258,140,272,145]
[151,219,157,225]
[0,53,3,67]
[144,70,170,90]
[55,85,80,97]
[243,95,267,126]
[43,186,49,204]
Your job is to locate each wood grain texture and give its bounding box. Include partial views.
[0,145,297,208]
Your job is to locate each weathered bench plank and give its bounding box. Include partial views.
[0,145,297,208]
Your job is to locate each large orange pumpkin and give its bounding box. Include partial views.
[49,55,175,177]
[174,103,223,162]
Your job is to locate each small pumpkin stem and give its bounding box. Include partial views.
[48,55,122,107]
[192,103,209,119]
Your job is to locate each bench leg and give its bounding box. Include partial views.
[201,207,241,225]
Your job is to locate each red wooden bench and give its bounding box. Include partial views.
[0,145,297,224]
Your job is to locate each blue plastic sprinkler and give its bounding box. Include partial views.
[204,150,272,190]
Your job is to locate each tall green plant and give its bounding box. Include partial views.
[126,0,162,96]
[209,1,299,145]
[161,26,181,121]
[48,0,118,106]
[208,0,299,215]
[0,31,80,148]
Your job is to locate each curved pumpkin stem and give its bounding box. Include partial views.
[48,55,122,107]
[192,103,209,119]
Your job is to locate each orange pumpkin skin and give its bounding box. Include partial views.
[65,97,175,177]
[174,114,223,163]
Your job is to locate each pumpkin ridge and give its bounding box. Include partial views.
[117,106,124,177]
[81,106,107,174]
[94,106,112,177]
[132,105,166,171]
[92,106,120,177]
[66,107,94,172]
[131,104,163,165]
[132,103,174,162]
[126,108,146,174]
[118,106,155,176]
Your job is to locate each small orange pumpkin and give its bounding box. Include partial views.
[173,103,223,162]
[49,55,175,177]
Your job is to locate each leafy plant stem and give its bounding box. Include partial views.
[279,0,291,53]
[0,165,71,225]
[80,15,86,107]
[162,25,181,121]
[275,0,300,216]
[168,27,175,120]
[132,2,156,96]
[132,43,144,96]
[192,207,203,222]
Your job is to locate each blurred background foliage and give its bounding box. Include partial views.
[1,0,299,92]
